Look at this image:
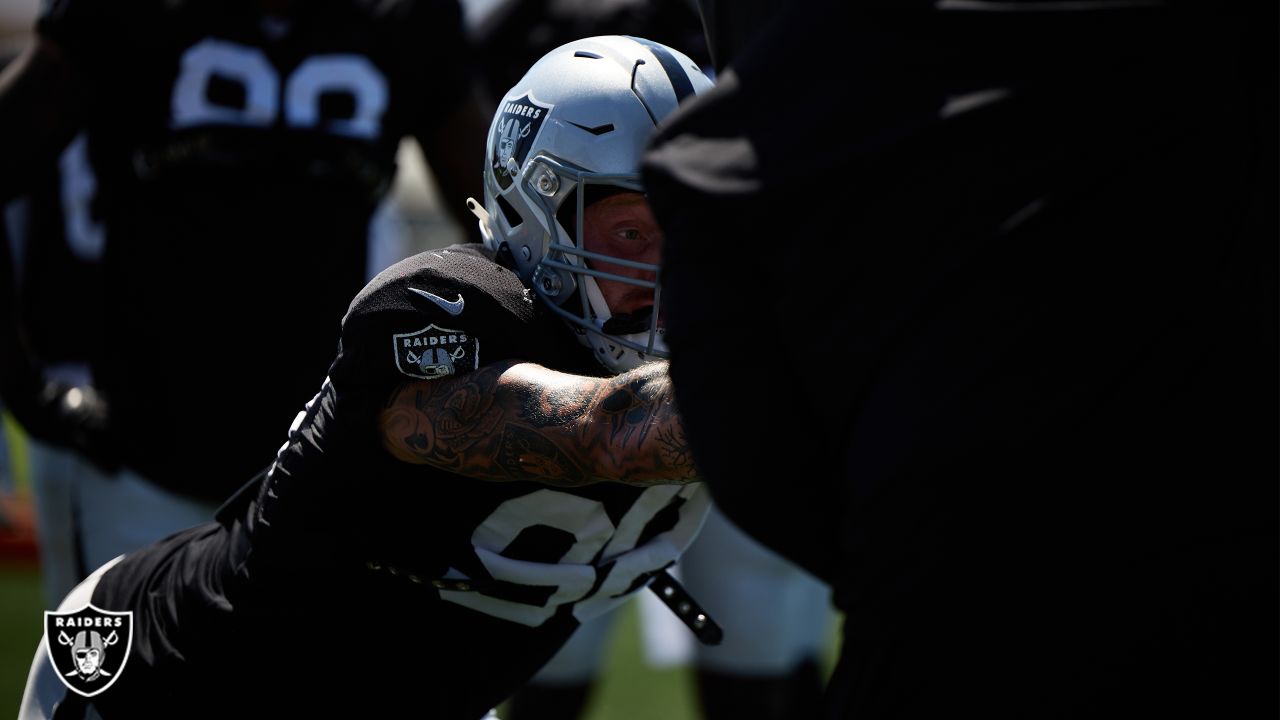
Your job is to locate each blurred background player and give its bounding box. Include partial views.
[0,0,491,605]
[2,126,106,605]
[0,25,46,587]
[644,1,1277,717]
[0,20,99,609]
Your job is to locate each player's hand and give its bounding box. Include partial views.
[31,380,119,474]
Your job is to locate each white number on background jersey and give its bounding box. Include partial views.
[440,484,710,627]
[58,133,105,262]
[171,39,388,138]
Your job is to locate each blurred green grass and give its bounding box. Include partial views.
[577,603,702,720]
[1,564,44,718]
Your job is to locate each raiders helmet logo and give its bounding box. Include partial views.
[393,324,480,380]
[492,93,552,190]
[44,604,133,698]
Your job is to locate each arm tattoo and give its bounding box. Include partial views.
[379,360,697,487]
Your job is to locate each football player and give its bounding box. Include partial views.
[1,129,108,608]
[20,35,715,720]
[0,0,491,600]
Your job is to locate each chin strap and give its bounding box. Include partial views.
[649,570,723,645]
[466,198,496,245]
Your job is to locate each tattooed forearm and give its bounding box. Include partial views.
[655,423,692,471]
[495,425,587,485]
[380,367,503,471]
[378,360,698,487]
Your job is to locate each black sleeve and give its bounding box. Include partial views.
[325,245,540,426]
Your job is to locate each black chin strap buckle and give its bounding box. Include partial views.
[648,570,723,646]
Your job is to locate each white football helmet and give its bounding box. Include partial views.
[470,35,713,373]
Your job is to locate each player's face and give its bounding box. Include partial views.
[581,192,663,318]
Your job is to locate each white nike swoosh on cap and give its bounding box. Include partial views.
[408,288,465,316]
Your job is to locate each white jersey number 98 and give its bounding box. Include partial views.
[170,38,388,139]
[440,484,709,627]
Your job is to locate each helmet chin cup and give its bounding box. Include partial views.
[585,324,668,373]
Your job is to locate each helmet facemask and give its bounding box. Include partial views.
[523,157,665,372]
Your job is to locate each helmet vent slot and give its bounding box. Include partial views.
[568,121,615,136]
[574,51,603,59]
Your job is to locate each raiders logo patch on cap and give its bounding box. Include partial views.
[492,93,553,190]
[393,324,480,380]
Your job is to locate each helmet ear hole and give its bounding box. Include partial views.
[495,194,523,229]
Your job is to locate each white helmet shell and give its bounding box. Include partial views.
[473,35,713,373]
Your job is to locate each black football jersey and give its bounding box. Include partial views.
[12,135,108,366]
[87,246,709,718]
[35,0,474,499]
